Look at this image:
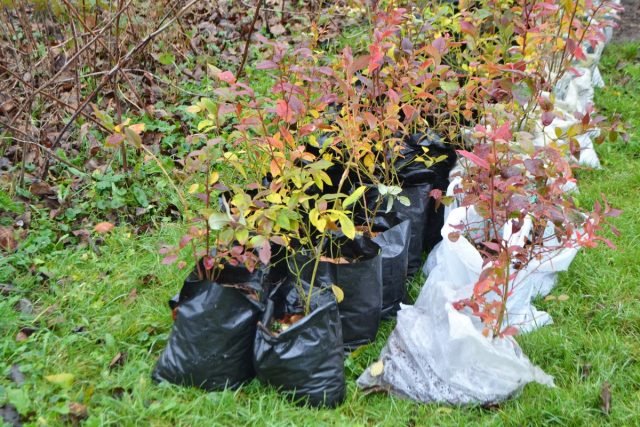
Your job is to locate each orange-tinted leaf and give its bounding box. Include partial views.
[94,222,115,233]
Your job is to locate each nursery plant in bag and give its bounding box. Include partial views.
[153,264,264,390]
[254,281,346,408]
[355,211,411,318]
[291,235,383,349]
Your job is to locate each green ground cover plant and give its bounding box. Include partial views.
[1,41,638,426]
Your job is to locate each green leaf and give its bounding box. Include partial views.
[307,159,334,170]
[343,185,367,208]
[440,80,460,95]
[201,98,217,115]
[158,52,175,65]
[397,196,411,206]
[7,388,30,415]
[209,212,230,230]
[132,186,149,208]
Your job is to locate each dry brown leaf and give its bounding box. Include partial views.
[94,222,115,233]
[109,352,126,370]
[270,24,286,36]
[68,402,88,420]
[601,381,611,415]
[0,227,17,252]
[124,288,138,306]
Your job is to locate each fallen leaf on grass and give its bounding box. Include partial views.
[15,327,37,342]
[8,364,25,386]
[557,294,570,301]
[15,298,33,315]
[601,381,611,415]
[580,363,591,380]
[94,222,115,233]
[0,283,18,295]
[45,373,75,388]
[124,288,137,306]
[0,404,20,427]
[68,402,88,420]
[370,360,384,377]
[109,352,126,370]
[0,226,17,252]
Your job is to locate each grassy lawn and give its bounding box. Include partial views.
[1,43,639,427]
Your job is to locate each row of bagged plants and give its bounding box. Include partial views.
[152,135,457,407]
[357,1,623,405]
[142,0,624,410]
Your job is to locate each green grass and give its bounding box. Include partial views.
[2,43,640,426]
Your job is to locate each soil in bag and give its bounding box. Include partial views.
[254,281,346,408]
[152,264,264,391]
[291,235,382,349]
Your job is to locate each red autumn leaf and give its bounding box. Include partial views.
[217,71,236,84]
[258,243,271,265]
[457,149,490,170]
[275,99,295,123]
[541,111,555,127]
[203,256,215,270]
[500,326,519,337]
[179,234,193,249]
[161,255,178,265]
[106,133,125,147]
[460,20,477,37]
[492,123,512,142]
[368,43,384,73]
[362,112,378,129]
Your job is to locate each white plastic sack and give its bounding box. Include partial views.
[554,67,594,114]
[420,206,556,332]
[531,102,602,169]
[423,207,579,330]
[356,280,554,405]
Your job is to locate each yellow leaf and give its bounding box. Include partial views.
[266,192,282,204]
[331,284,344,303]
[209,171,219,185]
[557,294,570,301]
[309,135,319,147]
[310,109,320,119]
[45,373,75,388]
[188,183,199,194]
[370,360,384,377]
[186,105,201,114]
[128,123,145,134]
[339,215,355,240]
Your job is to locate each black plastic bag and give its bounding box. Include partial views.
[152,265,264,391]
[394,132,457,253]
[253,282,346,408]
[393,132,453,185]
[360,184,430,276]
[291,235,382,349]
[368,214,411,318]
